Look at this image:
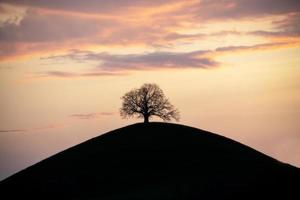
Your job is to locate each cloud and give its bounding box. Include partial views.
[35,70,127,78]
[39,40,300,78]
[164,32,205,41]
[70,112,115,120]
[0,1,186,46]
[0,129,26,133]
[0,123,65,133]
[272,12,300,37]
[33,49,219,79]
[0,9,101,43]
[39,71,77,78]
[192,0,300,20]
[250,30,288,37]
[215,42,297,52]
[32,39,300,81]
[248,13,300,38]
[99,52,218,70]
[3,0,176,14]
[1,0,300,60]
[0,3,27,26]
[44,50,218,71]
[0,8,106,59]
[6,0,300,19]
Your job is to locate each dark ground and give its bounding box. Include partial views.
[1,122,300,199]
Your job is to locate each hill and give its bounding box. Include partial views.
[1,122,299,199]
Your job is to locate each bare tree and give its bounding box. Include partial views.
[120,83,180,123]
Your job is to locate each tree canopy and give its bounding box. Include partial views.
[120,83,180,123]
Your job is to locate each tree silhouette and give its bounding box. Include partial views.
[120,83,180,123]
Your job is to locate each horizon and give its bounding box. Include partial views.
[1,0,300,181]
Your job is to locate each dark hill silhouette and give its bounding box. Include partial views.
[1,123,300,199]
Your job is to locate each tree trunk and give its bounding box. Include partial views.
[144,115,149,123]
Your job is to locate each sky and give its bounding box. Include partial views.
[0,0,300,180]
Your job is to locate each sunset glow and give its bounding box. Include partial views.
[1,0,300,180]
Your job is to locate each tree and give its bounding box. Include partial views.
[120,83,180,123]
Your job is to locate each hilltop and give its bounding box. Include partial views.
[1,123,299,199]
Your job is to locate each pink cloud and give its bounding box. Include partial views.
[1,0,300,59]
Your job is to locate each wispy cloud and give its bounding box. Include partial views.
[215,42,299,53]
[70,112,115,120]
[35,70,127,78]
[0,122,67,134]
[0,129,26,133]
